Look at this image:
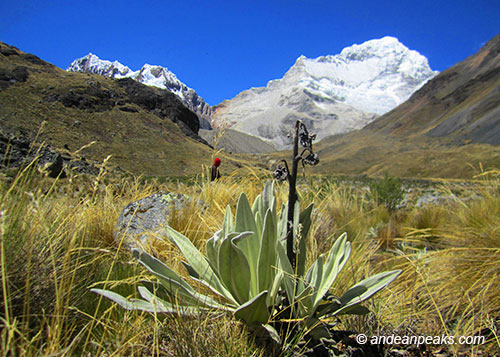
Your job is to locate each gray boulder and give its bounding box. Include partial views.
[115,192,195,247]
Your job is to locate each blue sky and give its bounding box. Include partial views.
[1,1,499,105]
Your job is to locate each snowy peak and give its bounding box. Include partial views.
[340,36,408,61]
[134,63,188,99]
[339,36,435,84]
[212,36,438,149]
[67,54,212,128]
[67,53,133,78]
[283,36,438,114]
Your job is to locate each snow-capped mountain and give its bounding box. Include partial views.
[212,36,438,149]
[67,54,212,129]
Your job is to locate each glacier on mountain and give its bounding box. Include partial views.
[67,54,212,129]
[212,36,438,149]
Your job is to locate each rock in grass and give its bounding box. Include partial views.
[115,192,198,247]
[0,132,98,176]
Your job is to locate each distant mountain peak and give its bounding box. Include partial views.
[287,36,438,115]
[212,36,438,149]
[68,53,132,78]
[366,32,500,145]
[67,54,212,128]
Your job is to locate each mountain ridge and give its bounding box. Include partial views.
[0,41,232,176]
[312,33,500,178]
[212,36,438,149]
[365,33,500,144]
[68,53,213,129]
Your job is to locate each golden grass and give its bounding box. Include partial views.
[1,162,499,355]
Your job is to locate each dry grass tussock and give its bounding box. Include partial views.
[0,161,499,355]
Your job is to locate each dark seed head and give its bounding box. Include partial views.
[303,153,319,166]
[273,164,289,182]
[298,125,316,149]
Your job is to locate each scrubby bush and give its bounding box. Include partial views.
[370,172,404,211]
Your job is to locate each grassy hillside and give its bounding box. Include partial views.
[304,34,500,179]
[312,130,500,179]
[0,42,252,176]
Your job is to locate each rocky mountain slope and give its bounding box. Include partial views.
[313,34,500,178]
[68,53,213,129]
[0,42,235,176]
[199,128,276,153]
[366,34,500,145]
[212,36,438,149]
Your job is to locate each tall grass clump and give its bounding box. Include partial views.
[0,157,271,355]
[386,172,500,354]
[0,159,141,355]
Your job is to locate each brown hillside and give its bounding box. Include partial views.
[366,34,500,144]
[315,34,500,178]
[0,42,244,176]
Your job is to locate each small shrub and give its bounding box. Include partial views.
[370,172,404,212]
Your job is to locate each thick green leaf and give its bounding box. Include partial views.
[307,255,324,293]
[336,303,370,316]
[235,193,258,233]
[133,250,228,309]
[261,181,274,215]
[139,280,220,310]
[138,280,171,300]
[251,194,262,216]
[313,233,350,309]
[181,261,199,279]
[305,317,332,340]
[267,270,283,307]
[147,268,229,309]
[252,195,264,243]
[305,255,321,287]
[315,300,342,317]
[262,324,281,344]
[276,242,295,303]
[337,270,402,312]
[91,288,180,314]
[205,237,219,272]
[320,303,370,318]
[254,210,263,242]
[218,232,252,304]
[234,290,269,325]
[137,285,212,315]
[132,249,194,293]
[257,209,278,292]
[297,203,314,276]
[221,205,234,240]
[295,285,314,317]
[165,226,235,304]
[278,202,288,243]
[137,286,173,310]
[233,232,261,297]
[299,203,314,240]
[234,193,260,293]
